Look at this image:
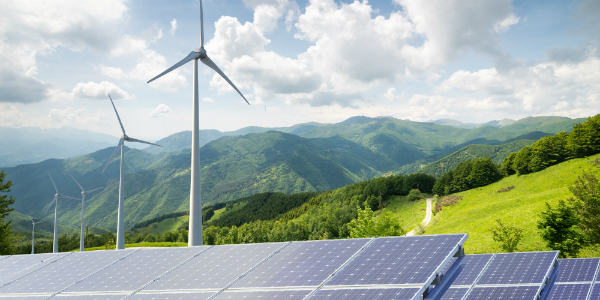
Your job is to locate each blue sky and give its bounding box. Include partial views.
[0,0,598,140]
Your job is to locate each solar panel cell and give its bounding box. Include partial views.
[310,288,420,300]
[439,287,469,300]
[53,294,129,299]
[144,242,286,291]
[555,258,600,283]
[451,254,494,286]
[128,292,216,300]
[465,286,539,300]
[64,247,208,293]
[0,249,136,293]
[545,283,591,300]
[476,252,557,285]
[0,253,68,286]
[214,290,311,299]
[326,234,466,286]
[232,239,370,288]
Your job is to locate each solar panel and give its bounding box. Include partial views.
[63,247,208,293]
[555,258,600,283]
[231,239,370,288]
[0,249,136,294]
[590,283,600,299]
[545,283,591,300]
[325,234,467,286]
[128,292,217,300]
[213,290,312,299]
[143,242,286,291]
[439,287,469,300]
[475,252,557,285]
[0,253,68,287]
[465,286,539,300]
[0,296,49,299]
[450,254,494,286]
[53,294,129,299]
[310,288,421,300]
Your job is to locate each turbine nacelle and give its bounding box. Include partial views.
[194,47,207,59]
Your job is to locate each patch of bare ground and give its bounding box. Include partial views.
[497,186,515,193]
[434,195,462,213]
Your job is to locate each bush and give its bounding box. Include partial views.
[144,233,156,243]
[407,189,421,201]
[490,219,523,252]
[366,195,379,212]
[434,195,462,213]
[538,200,584,258]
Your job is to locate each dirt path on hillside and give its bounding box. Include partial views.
[405,197,433,236]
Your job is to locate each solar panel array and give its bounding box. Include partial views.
[543,258,600,300]
[0,234,468,300]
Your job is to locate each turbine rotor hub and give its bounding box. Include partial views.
[195,47,207,59]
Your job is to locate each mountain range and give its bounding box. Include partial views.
[2,115,586,234]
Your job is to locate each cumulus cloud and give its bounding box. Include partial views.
[202,97,215,103]
[0,0,127,103]
[149,104,172,118]
[383,88,405,101]
[71,81,131,100]
[438,56,600,115]
[111,35,187,92]
[170,19,178,35]
[99,65,127,80]
[202,0,520,107]
[242,0,300,33]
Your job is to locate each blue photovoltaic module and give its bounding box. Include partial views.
[326,234,466,286]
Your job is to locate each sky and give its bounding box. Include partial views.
[0,0,599,140]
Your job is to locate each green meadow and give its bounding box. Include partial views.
[426,153,600,255]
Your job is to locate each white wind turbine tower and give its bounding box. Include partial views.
[45,173,79,253]
[70,174,103,252]
[102,94,162,250]
[147,0,249,246]
[27,216,45,254]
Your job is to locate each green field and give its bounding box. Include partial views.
[383,196,428,233]
[426,153,600,255]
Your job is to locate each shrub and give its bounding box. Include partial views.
[497,186,515,193]
[490,219,523,252]
[434,195,462,213]
[407,189,421,201]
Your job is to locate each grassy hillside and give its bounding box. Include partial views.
[425,153,600,255]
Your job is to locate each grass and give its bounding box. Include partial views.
[133,216,188,235]
[425,153,600,256]
[383,195,429,233]
[210,201,247,222]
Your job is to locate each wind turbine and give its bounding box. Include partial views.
[45,173,79,253]
[147,0,249,246]
[102,94,162,250]
[70,174,103,252]
[27,216,45,254]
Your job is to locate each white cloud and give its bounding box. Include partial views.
[0,0,127,103]
[494,13,520,32]
[383,88,405,101]
[438,56,600,115]
[71,81,132,100]
[99,65,126,80]
[170,19,178,35]
[242,0,300,33]
[203,0,518,107]
[112,35,187,92]
[149,104,172,118]
[202,97,215,103]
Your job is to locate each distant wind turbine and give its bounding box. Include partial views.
[147,0,249,246]
[45,173,79,253]
[70,174,103,252]
[27,216,45,254]
[102,94,162,250]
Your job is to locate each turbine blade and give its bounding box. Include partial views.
[102,138,124,173]
[108,94,126,136]
[44,196,57,214]
[201,55,250,105]
[48,173,58,194]
[200,0,204,47]
[60,195,80,201]
[148,51,200,83]
[87,187,104,193]
[127,137,163,147]
[69,174,84,192]
[27,215,33,222]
